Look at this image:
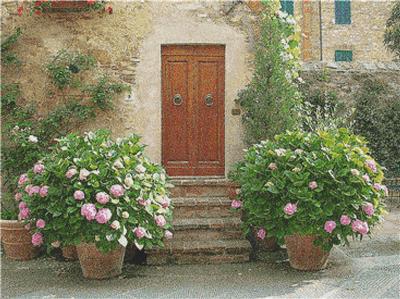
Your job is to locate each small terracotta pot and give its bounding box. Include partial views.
[285,234,330,271]
[0,220,38,261]
[76,243,126,280]
[253,228,279,251]
[62,245,78,261]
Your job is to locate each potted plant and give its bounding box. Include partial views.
[18,130,173,279]
[231,129,387,271]
[0,186,39,261]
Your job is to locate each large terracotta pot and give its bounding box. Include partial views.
[0,220,38,260]
[285,234,330,271]
[62,245,78,261]
[76,243,126,279]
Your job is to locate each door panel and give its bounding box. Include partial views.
[162,45,225,176]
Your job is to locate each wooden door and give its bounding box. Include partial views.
[162,45,225,176]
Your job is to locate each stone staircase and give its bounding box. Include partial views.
[146,178,251,265]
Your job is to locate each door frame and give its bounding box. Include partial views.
[161,44,226,177]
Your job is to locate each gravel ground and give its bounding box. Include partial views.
[1,208,399,299]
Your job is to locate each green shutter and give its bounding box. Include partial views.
[280,0,294,15]
[335,50,353,62]
[335,0,351,24]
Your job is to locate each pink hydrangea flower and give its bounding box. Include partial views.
[373,183,381,191]
[164,230,173,239]
[36,219,46,229]
[362,174,370,182]
[324,220,336,233]
[110,220,120,230]
[133,227,146,239]
[18,173,29,186]
[79,169,90,181]
[39,186,48,198]
[257,228,266,240]
[65,168,78,179]
[159,196,170,208]
[381,185,389,197]
[283,203,297,215]
[15,193,22,201]
[33,163,45,174]
[19,208,30,220]
[352,219,369,235]
[95,208,112,224]
[96,192,110,205]
[365,159,377,173]
[19,201,27,210]
[31,186,40,195]
[362,202,375,216]
[25,184,33,196]
[268,163,277,171]
[73,190,85,201]
[340,215,351,225]
[81,203,97,221]
[231,200,242,209]
[110,184,125,198]
[138,198,151,206]
[155,215,166,227]
[24,223,31,230]
[351,169,360,176]
[309,181,318,190]
[31,232,43,246]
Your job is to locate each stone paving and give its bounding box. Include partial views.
[1,208,399,299]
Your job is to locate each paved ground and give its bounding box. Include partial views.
[1,208,399,299]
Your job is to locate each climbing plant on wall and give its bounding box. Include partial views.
[236,0,302,145]
[384,1,400,58]
[1,29,129,217]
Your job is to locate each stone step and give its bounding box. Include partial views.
[169,178,237,198]
[171,217,243,241]
[172,197,237,218]
[147,239,251,265]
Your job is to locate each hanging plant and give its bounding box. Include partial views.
[17,0,113,16]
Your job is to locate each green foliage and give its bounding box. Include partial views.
[352,79,400,177]
[1,83,21,111]
[384,2,400,58]
[1,28,22,66]
[18,130,172,253]
[85,76,130,109]
[299,83,353,132]
[230,129,386,251]
[236,2,302,145]
[47,50,96,89]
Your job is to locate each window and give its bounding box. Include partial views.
[335,50,353,62]
[335,0,351,24]
[280,0,294,15]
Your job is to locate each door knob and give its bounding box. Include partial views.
[173,94,182,106]
[205,94,213,107]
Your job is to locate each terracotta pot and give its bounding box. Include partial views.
[285,234,330,271]
[76,243,126,280]
[253,228,279,251]
[0,220,38,261]
[62,245,78,261]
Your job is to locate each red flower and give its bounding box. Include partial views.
[34,1,42,7]
[34,9,42,15]
[17,6,23,16]
[87,0,95,5]
[106,6,113,14]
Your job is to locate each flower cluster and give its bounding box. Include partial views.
[17,0,112,17]
[17,130,173,253]
[230,129,386,251]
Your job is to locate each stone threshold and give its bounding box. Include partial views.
[173,217,241,230]
[172,197,232,206]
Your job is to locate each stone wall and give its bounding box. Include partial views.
[297,0,396,62]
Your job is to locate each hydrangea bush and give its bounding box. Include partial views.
[16,130,173,253]
[230,129,387,251]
